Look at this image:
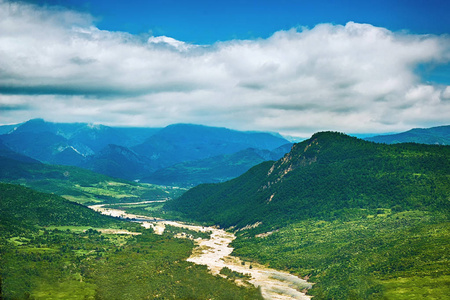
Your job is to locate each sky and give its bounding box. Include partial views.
[0,0,449,137]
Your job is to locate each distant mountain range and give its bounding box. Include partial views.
[364,125,450,145]
[0,119,291,186]
[0,140,176,206]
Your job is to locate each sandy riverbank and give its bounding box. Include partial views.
[90,203,312,300]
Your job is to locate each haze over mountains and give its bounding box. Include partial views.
[0,119,292,186]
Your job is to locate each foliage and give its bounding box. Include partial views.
[1,229,262,299]
[164,224,212,240]
[220,267,251,281]
[232,211,450,299]
[0,183,262,299]
[164,132,450,299]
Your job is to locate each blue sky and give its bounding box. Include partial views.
[1,0,449,136]
[25,0,450,43]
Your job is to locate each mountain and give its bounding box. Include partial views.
[0,123,19,135]
[1,120,290,184]
[0,119,160,166]
[0,146,172,205]
[132,123,290,169]
[365,125,450,145]
[82,144,154,180]
[142,144,293,187]
[0,139,41,164]
[0,129,73,163]
[166,131,450,228]
[164,131,450,299]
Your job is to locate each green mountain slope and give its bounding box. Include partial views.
[0,149,178,205]
[165,132,450,299]
[0,183,121,235]
[232,211,449,299]
[167,132,450,228]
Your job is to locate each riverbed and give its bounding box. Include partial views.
[89,203,312,300]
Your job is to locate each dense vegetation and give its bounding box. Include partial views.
[233,210,449,299]
[1,229,262,299]
[167,132,450,228]
[165,132,450,299]
[0,183,262,299]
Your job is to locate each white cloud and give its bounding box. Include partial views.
[0,0,449,136]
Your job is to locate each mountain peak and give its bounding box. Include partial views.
[264,132,379,192]
[310,131,350,140]
[15,118,54,133]
[27,118,46,123]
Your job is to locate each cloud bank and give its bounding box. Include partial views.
[0,0,449,136]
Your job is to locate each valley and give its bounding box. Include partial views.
[1,124,449,299]
[92,202,313,300]
[0,184,263,299]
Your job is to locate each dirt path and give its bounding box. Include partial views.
[90,203,312,300]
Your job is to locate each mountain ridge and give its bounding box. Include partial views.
[365,124,450,145]
[0,119,290,184]
[141,143,293,187]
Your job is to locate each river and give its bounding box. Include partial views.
[89,203,312,300]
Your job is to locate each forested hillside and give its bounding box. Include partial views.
[165,132,450,299]
[0,183,121,236]
[142,144,292,187]
[167,132,450,228]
